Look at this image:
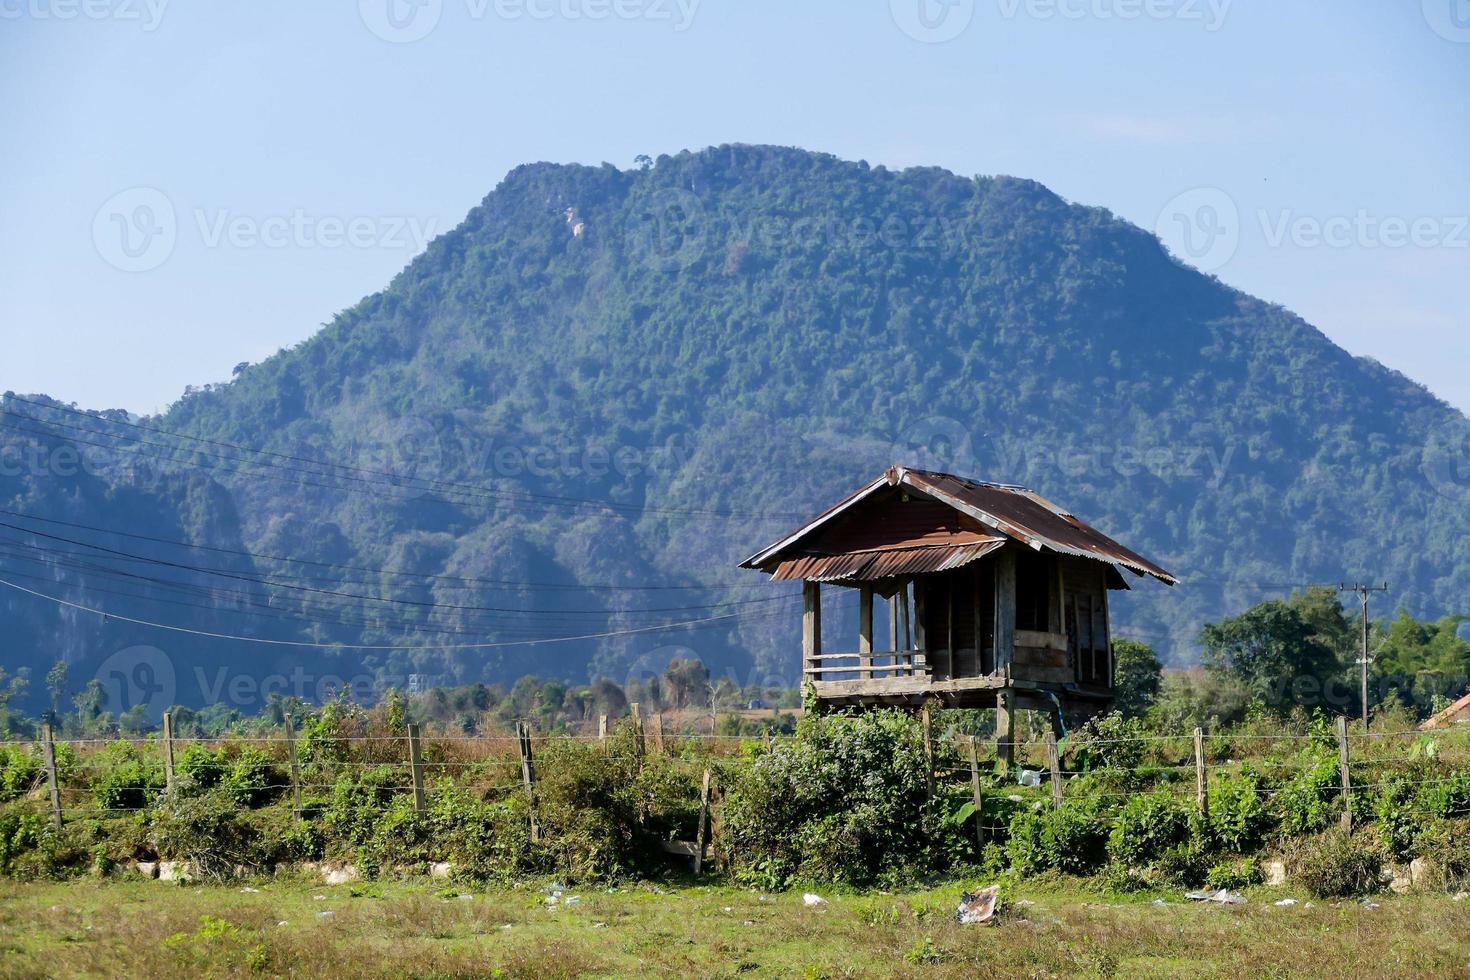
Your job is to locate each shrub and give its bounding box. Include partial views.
[0,745,43,801]
[177,743,227,790]
[1285,830,1384,898]
[150,788,265,879]
[1273,750,1341,836]
[1206,770,1272,852]
[1065,713,1146,775]
[1411,818,1470,890]
[721,710,952,889]
[1005,797,1108,876]
[1107,790,1192,867]
[221,746,283,808]
[1205,857,1261,890]
[91,742,164,812]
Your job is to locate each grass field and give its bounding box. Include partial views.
[1,876,1467,978]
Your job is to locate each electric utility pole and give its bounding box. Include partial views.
[1339,582,1388,730]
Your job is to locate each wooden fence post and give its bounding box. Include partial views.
[653,713,666,755]
[407,722,427,815]
[283,716,303,817]
[1337,715,1353,832]
[1194,726,1208,815]
[968,736,984,850]
[1045,731,1062,809]
[518,722,539,842]
[921,704,935,796]
[597,713,608,742]
[161,711,177,792]
[694,769,712,875]
[630,702,645,763]
[41,723,62,830]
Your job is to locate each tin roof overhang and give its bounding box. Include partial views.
[741,465,1178,586]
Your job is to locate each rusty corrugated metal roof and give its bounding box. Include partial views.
[771,538,1006,582]
[741,465,1178,586]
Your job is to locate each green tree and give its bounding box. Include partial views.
[1372,610,1470,717]
[1199,599,1343,713]
[45,660,69,717]
[1111,640,1162,718]
[662,659,711,710]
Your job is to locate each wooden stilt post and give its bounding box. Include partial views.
[161,711,177,793]
[968,736,984,850]
[1194,727,1208,815]
[1045,731,1063,809]
[1337,715,1352,832]
[283,715,303,817]
[995,689,1014,774]
[41,723,62,830]
[518,722,539,841]
[407,722,427,815]
[694,769,712,875]
[858,586,874,680]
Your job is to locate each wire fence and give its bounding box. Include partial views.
[6,713,1470,862]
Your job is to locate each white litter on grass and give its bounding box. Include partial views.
[802,893,827,907]
[1274,898,1298,907]
[1185,889,1245,905]
[1362,900,1381,910]
[1151,899,1173,907]
[593,922,607,929]
[1455,892,1469,902]
[500,924,513,931]
[1017,770,1043,787]
[457,894,473,902]
[723,906,733,913]
[241,887,261,893]
[312,895,326,901]
[316,910,335,918]
[276,921,288,927]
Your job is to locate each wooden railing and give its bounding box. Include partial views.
[804,650,928,680]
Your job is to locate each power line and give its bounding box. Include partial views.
[0,506,776,592]
[0,574,785,651]
[0,397,808,521]
[0,521,792,619]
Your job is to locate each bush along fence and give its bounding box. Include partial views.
[4,704,1470,899]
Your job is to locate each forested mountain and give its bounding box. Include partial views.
[4,144,1468,713]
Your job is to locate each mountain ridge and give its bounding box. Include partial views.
[3,143,1466,712]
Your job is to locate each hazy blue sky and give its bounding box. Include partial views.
[3,1,1467,415]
